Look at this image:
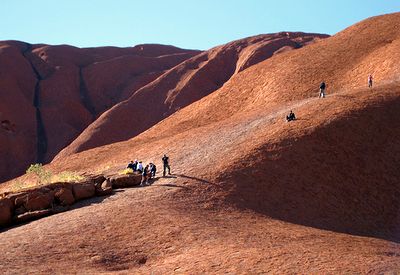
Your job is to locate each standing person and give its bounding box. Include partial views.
[148,163,154,179]
[368,74,373,88]
[137,161,143,173]
[319,82,326,98]
[162,154,171,176]
[141,165,149,186]
[151,163,157,178]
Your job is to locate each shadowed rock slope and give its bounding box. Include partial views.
[0,42,199,182]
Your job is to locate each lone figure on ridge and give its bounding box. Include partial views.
[319,82,326,98]
[368,74,373,88]
[162,154,171,177]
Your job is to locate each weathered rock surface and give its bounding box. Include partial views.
[109,174,142,188]
[56,32,328,158]
[0,197,13,226]
[1,13,400,274]
[95,179,113,196]
[24,189,54,211]
[13,209,52,223]
[0,42,199,183]
[54,187,75,206]
[72,182,95,201]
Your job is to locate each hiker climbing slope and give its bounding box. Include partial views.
[162,154,171,176]
[368,74,373,88]
[319,82,326,98]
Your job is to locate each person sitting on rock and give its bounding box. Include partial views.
[127,160,136,171]
[132,159,138,171]
[137,161,143,173]
[286,110,296,122]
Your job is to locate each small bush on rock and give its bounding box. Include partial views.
[26,163,52,185]
[52,171,83,183]
[119,168,134,175]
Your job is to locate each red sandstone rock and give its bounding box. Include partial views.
[55,32,327,158]
[54,187,75,206]
[0,42,199,182]
[13,209,52,223]
[72,182,95,201]
[47,12,400,242]
[109,174,142,188]
[7,192,29,208]
[0,42,37,182]
[1,13,400,274]
[0,197,13,226]
[24,190,54,211]
[95,179,113,196]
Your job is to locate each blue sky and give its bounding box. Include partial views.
[1,0,399,50]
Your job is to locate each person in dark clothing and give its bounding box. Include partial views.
[162,154,171,176]
[127,160,135,170]
[141,165,149,186]
[368,74,373,88]
[148,163,154,179]
[286,110,296,122]
[319,82,326,98]
[150,163,157,178]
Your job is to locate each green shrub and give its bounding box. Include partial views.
[26,163,52,185]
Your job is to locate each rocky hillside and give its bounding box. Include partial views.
[0,42,199,182]
[1,12,400,274]
[55,32,328,159]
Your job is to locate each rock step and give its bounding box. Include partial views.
[0,172,142,228]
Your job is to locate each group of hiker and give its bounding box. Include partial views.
[126,154,171,186]
[286,74,374,122]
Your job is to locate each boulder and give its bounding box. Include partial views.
[24,190,54,211]
[95,179,113,196]
[13,209,52,223]
[110,174,141,189]
[54,187,75,206]
[7,192,29,208]
[47,182,73,190]
[72,182,95,201]
[0,197,13,226]
[91,174,106,185]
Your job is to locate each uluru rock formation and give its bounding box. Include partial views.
[55,32,328,159]
[1,12,400,274]
[0,42,199,182]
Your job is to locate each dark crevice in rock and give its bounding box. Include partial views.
[78,66,96,119]
[22,43,48,164]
